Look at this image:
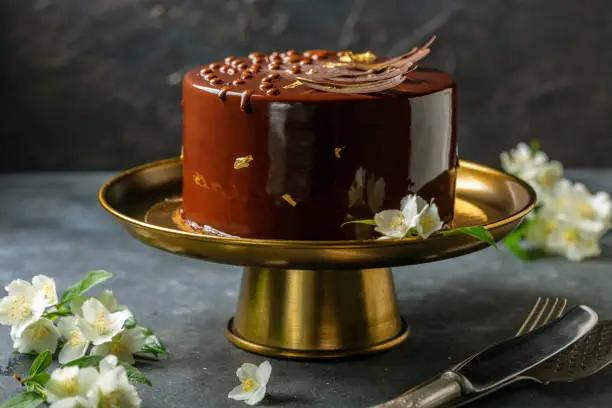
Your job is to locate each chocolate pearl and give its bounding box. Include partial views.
[224,56,234,64]
[254,57,265,64]
[226,68,236,75]
[268,63,280,70]
[233,79,246,85]
[299,58,313,66]
[241,71,253,79]
[208,63,221,69]
[201,68,213,75]
[267,73,280,80]
[303,50,333,60]
[268,52,280,59]
[284,54,302,63]
[287,64,301,74]
[230,59,241,68]
[271,55,282,63]
[203,73,217,81]
[249,52,265,60]
[285,49,297,56]
[209,78,223,85]
[260,76,271,83]
[266,88,280,96]
[237,62,248,70]
[259,82,274,90]
[248,65,261,73]
[219,64,230,73]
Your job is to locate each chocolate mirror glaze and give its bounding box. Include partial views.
[182,50,458,240]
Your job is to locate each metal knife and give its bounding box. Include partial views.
[373,305,598,408]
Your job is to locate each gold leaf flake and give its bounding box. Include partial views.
[282,80,303,89]
[306,68,318,74]
[334,147,344,159]
[180,146,183,159]
[281,194,297,207]
[193,172,208,188]
[234,155,254,169]
[322,62,349,69]
[339,51,377,64]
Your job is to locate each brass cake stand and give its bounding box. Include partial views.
[99,158,535,359]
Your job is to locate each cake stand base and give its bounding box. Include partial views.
[225,267,409,359]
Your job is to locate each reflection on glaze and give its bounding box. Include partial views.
[347,166,386,214]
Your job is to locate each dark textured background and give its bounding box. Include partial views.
[1,0,612,171]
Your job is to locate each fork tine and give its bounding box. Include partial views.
[540,297,560,327]
[515,297,542,336]
[555,298,568,318]
[515,297,569,337]
[528,297,550,332]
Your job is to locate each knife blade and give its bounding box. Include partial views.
[373,305,598,408]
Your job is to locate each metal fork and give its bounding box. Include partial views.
[376,297,569,408]
[451,296,568,371]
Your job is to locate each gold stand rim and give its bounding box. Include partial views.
[225,317,411,359]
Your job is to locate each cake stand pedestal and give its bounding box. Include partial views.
[99,158,535,359]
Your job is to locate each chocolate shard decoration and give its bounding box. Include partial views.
[274,36,436,95]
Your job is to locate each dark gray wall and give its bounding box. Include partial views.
[1,0,611,171]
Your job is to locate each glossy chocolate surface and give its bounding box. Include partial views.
[182,50,457,240]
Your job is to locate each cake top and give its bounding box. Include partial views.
[184,37,455,110]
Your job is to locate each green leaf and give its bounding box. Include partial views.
[441,226,497,247]
[340,219,376,227]
[140,333,168,356]
[0,392,45,408]
[60,270,114,305]
[124,315,137,329]
[503,223,548,261]
[529,139,541,153]
[26,373,50,386]
[124,365,153,387]
[43,310,72,321]
[28,350,52,377]
[66,356,152,387]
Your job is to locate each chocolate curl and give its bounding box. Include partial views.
[291,36,436,93]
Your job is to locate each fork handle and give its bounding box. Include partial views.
[371,373,463,408]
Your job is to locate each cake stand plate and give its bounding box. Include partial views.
[99,158,535,359]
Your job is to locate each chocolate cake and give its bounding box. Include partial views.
[180,39,458,240]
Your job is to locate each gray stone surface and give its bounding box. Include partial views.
[0,169,611,407]
[2,0,612,170]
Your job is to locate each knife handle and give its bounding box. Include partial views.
[372,373,463,408]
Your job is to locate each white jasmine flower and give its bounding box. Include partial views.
[57,316,90,364]
[12,318,60,354]
[78,298,131,345]
[97,290,119,312]
[229,361,271,406]
[546,224,603,262]
[49,396,95,408]
[546,179,611,228]
[87,355,141,408]
[32,275,58,307]
[374,210,410,238]
[0,279,46,336]
[71,290,120,318]
[46,366,99,403]
[500,142,549,175]
[91,327,147,364]
[414,202,444,239]
[521,160,563,203]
